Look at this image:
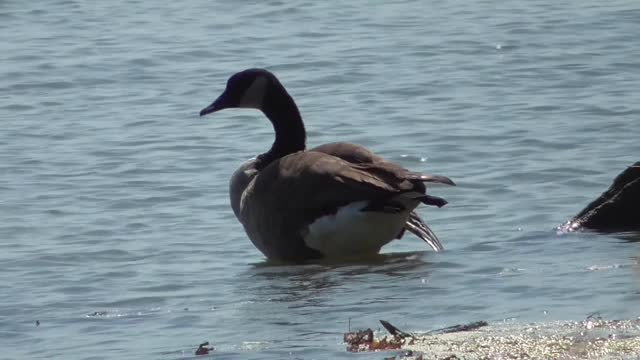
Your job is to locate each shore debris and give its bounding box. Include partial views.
[344,320,416,352]
[344,319,487,357]
[195,341,212,356]
[87,311,108,317]
[344,327,403,352]
[424,320,488,335]
[381,320,416,339]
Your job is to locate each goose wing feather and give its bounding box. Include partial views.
[239,150,432,258]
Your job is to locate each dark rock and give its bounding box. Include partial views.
[561,162,640,232]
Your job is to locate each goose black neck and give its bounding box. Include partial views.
[256,84,306,170]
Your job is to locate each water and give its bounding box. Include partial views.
[2,0,640,358]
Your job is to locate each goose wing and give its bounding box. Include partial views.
[246,150,421,217]
[239,150,449,258]
[311,142,454,187]
[310,142,452,251]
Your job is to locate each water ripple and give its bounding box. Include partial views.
[2,1,640,359]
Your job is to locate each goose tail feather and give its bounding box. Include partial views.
[407,173,456,186]
[405,211,444,251]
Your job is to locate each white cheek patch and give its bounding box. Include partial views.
[238,76,268,109]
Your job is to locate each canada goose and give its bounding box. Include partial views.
[200,68,455,262]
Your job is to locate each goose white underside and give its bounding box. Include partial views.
[303,201,413,257]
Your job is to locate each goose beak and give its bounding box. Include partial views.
[199,93,229,116]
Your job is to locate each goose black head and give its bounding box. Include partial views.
[200,68,277,116]
[199,68,306,160]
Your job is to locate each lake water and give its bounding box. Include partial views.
[2,1,640,359]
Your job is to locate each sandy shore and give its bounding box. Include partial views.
[398,318,640,359]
